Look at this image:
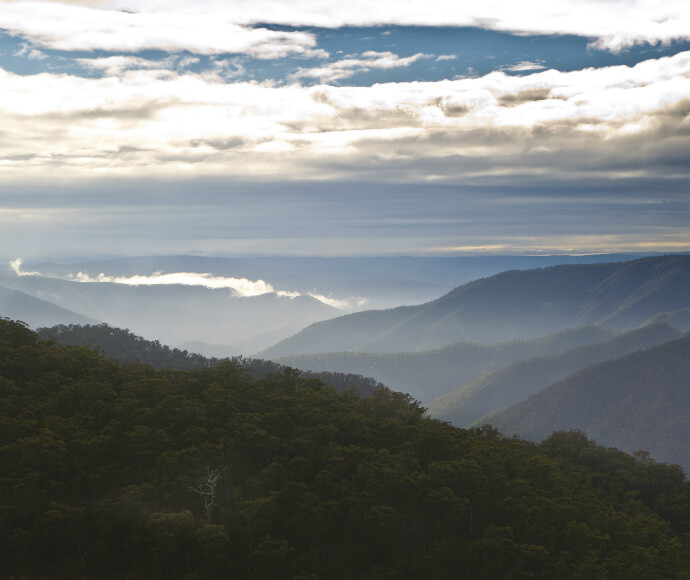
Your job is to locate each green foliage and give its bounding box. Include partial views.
[38,323,387,397]
[2,318,690,579]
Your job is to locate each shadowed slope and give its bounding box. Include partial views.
[427,322,681,426]
[485,333,690,471]
[276,325,620,402]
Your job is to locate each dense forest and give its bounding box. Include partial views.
[37,323,387,398]
[2,318,690,579]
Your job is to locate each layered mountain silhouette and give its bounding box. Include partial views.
[0,275,336,353]
[484,333,690,471]
[0,286,95,328]
[262,255,690,357]
[276,325,620,402]
[426,322,681,425]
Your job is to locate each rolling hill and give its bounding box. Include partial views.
[261,255,690,357]
[426,322,682,426]
[484,333,690,471]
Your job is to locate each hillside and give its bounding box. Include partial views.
[485,333,690,471]
[1,318,690,579]
[261,255,690,357]
[37,323,388,398]
[275,325,620,402]
[426,322,682,426]
[0,285,95,327]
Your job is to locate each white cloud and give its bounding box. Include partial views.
[9,258,43,276]
[14,42,47,60]
[9,259,365,309]
[502,61,546,72]
[0,52,688,183]
[68,270,278,296]
[1,0,689,52]
[0,1,319,55]
[77,55,168,75]
[292,51,431,81]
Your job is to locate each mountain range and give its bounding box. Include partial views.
[0,273,336,353]
[261,255,690,357]
[426,322,682,425]
[275,325,621,402]
[484,333,690,470]
[0,285,95,328]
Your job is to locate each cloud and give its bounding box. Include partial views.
[2,0,689,52]
[14,42,48,60]
[67,270,278,296]
[502,61,546,72]
[0,2,319,55]
[77,56,171,75]
[9,259,366,309]
[0,51,688,185]
[9,258,43,276]
[292,51,432,82]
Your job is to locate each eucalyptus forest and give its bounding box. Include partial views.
[2,318,690,579]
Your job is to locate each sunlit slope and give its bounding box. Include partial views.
[261,255,690,357]
[485,333,690,470]
[427,322,681,426]
[0,285,95,327]
[275,325,619,402]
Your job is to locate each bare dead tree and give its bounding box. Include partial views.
[189,466,228,522]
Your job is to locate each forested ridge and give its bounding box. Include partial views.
[2,318,690,579]
[37,323,387,398]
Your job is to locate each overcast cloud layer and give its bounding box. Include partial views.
[0,0,688,257]
[3,0,690,51]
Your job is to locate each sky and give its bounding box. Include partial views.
[0,0,689,259]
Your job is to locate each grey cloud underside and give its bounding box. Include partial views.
[1,174,688,261]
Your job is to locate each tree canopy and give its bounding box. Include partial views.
[2,318,690,579]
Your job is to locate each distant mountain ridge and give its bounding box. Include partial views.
[485,333,690,471]
[0,274,337,353]
[29,252,665,311]
[0,286,95,328]
[262,255,690,357]
[275,325,620,402]
[426,322,682,426]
